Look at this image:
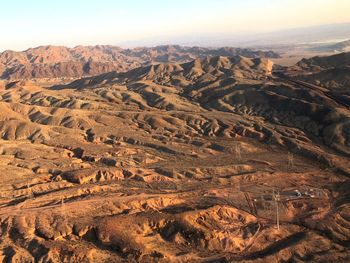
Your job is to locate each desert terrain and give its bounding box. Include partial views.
[0,47,348,262]
[0,45,278,80]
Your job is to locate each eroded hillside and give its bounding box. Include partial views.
[0,55,348,262]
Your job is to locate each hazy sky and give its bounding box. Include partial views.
[1,0,350,51]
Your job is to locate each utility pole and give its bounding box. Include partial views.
[274,189,280,230]
[61,197,66,218]
[234,142,242,162]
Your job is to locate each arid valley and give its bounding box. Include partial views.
[0,44,349,262]
[1,1,350,262]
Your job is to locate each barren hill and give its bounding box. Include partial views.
[0,53,348,262]
[0,45,279,80]
[66,55,274,88]
[288,52,350,90]
[296,52,350,71]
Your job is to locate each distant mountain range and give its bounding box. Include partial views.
[0,45,278,80]
[117,23,350,48]
[248,23,350,47]
[308,39,350,52]
[292,52,350,90]
[64,55,273,91]
[297,52,350,70]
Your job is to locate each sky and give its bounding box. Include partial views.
[0,0,350,51]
